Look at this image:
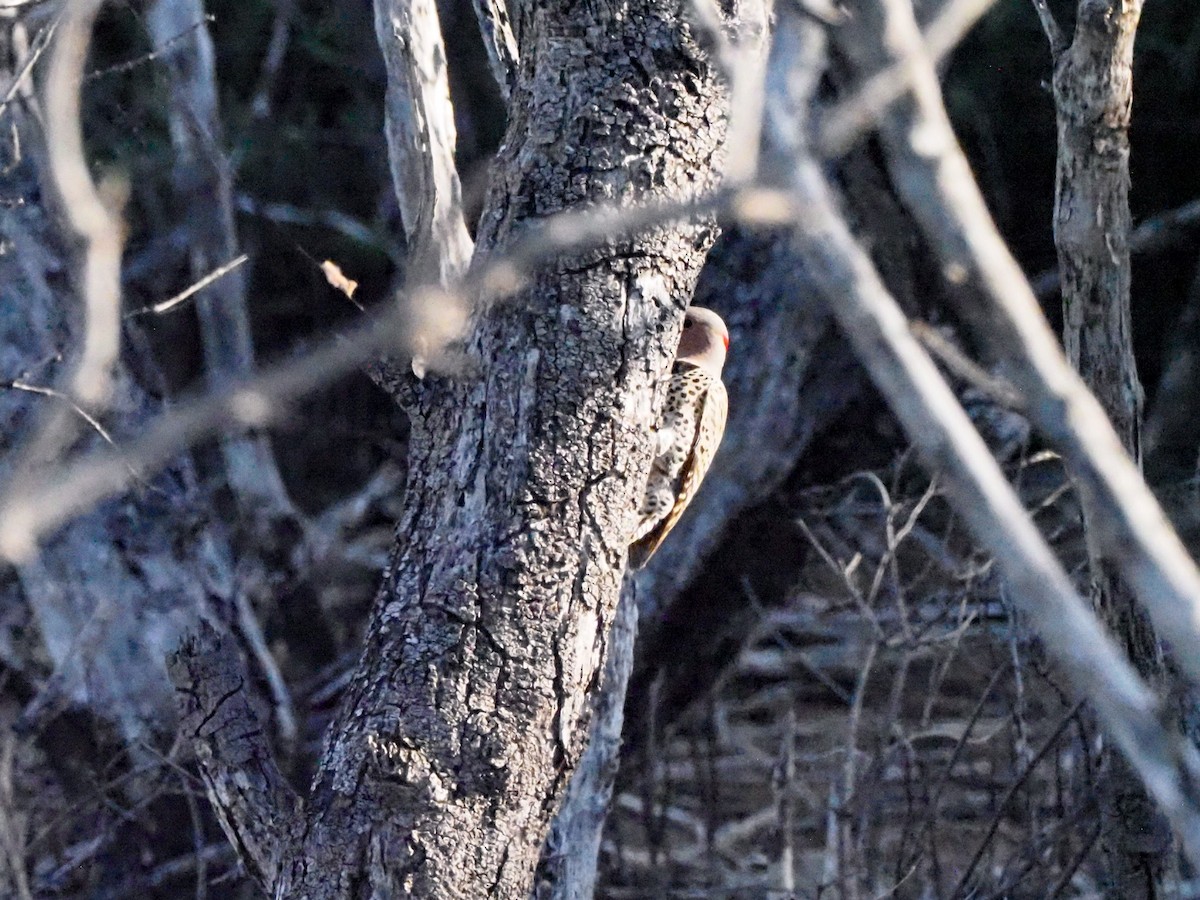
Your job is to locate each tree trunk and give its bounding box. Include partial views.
[1050,3,1169,895]
[265,1,731,895]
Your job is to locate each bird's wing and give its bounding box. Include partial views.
[628,375,727,569]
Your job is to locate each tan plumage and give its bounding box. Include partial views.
[629,308,729,569]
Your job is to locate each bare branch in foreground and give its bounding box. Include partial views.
[42,0,122,409]
[785,75,1200,874]
[773,7,1200,868]
[818,0,999,158]
[688,0,771,185]
[0,187,737,562]
[830,0,1200,693]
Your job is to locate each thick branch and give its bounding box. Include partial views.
[271,2,731,895]
[168,622,301,891]
[373,0,472,287]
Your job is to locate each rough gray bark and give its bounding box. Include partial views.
[173,0,732,895]
[539,18,875,891]
[169,623,300,889]
[1043,2,1168,894]
[1052,0,1144,461]
[535,584,638,899]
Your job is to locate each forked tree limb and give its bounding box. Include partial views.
[176,0,734,892]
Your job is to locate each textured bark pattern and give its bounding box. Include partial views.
[270,2,729,896]
[375,0,473,286]
[1051,4,1167,896]
[1053,0,1144,460]
[534,584,637,900]
[168,623,300,888]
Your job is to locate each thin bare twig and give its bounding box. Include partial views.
[5,380,121,455]
[0,10,58,122]
[0,187,737,561]
[951,701,1085,896]
[235,195,404,263]
[775,8,1200,867]
[124,253,249,318]
[911,320,1024,410]
[834,0,1200,695]
[249,0,294,118]
[1030,0,1067,58]
[84,14,214,81]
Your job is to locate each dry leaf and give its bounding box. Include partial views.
[321,260,359,300]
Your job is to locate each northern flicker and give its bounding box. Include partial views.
[629,306,729,569]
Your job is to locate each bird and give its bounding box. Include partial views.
[629,306,729,569]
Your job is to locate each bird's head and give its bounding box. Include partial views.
[677,306,729,376]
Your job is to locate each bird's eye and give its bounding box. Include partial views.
[684,320,693,328]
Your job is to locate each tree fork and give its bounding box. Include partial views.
[175,0,732,895]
